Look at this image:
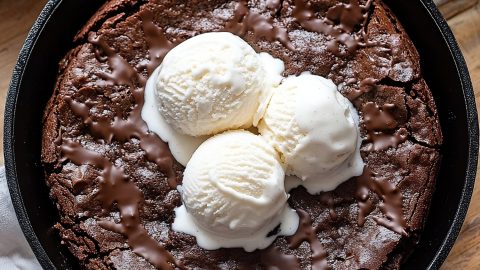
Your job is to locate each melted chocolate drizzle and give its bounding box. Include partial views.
[224,0,373,55]
[319,193,337,220]
[362,102,397,130]
[326,0,365,32]
[258,210,330,269]
[355,168,408,236]
[346,77,378,101]
[60,140,179,269]
[292,0,373,56]
[84,33,176,187]
[266,0,282,11]
[89,34,145,86]
[347,78,408,151]
[225,0,294,50]
[288,209,330,270]
[139,10,175,75]
[59,15,181,269]
[361,101,407,151]
[260,245,301,270]
[365,128,408,151]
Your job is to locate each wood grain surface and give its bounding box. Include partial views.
[0,0,478,268]
[0,0,48,164]
[435,0,479,19]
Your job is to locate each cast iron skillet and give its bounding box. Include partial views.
[4,0,478,269]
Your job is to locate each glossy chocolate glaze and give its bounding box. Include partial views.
[59,14,180,269]
[362,101,408,150]
[355,168,407,235]
[362,102,397,130]
[87,32,176,187]
[293,0,373,56]
[60,140,180,269]
[266,0,282,11]
[138,10,175,75]
[259,246,301,270]
[288,209,329,270]
[346,77,378,100]
[226,0,373,56]
[225,0,294,50]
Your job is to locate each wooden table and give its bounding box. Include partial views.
[0,0,478,268]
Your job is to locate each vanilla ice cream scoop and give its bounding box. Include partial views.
[259,73,364,193]
[173,130,298,251]
[155,32,282,136]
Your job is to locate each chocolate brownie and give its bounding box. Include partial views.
[41,0,442,269]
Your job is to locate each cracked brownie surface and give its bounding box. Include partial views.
[41,0,442,269]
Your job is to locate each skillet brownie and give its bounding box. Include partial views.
[41,0,442,269]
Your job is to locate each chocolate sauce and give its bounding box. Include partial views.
[288,209,329,270]
[60,140,179,269]
[260,245,300,270]
[266,0,282,11]
[319,193,337,220]
[362,102,397,131]
[361,101,407,150]
[89,34,144,86]
[365,128,408,151]
[225,0,294,50]
[348,79,408,151]
[139,10,175,75]
[346,77,378,101]
[258,210,332,269]
[82,33,176,186]
[64,91,176,185]
[326,0,365,33]
[223,0,373,55]
[60,26,179,268]
[345,78,357,85]
[356,193,374,226]
[355,168,408,236]
[292,0,372,56]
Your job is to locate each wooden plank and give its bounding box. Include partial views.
[436,0,479,19]
[0,0,47,164]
